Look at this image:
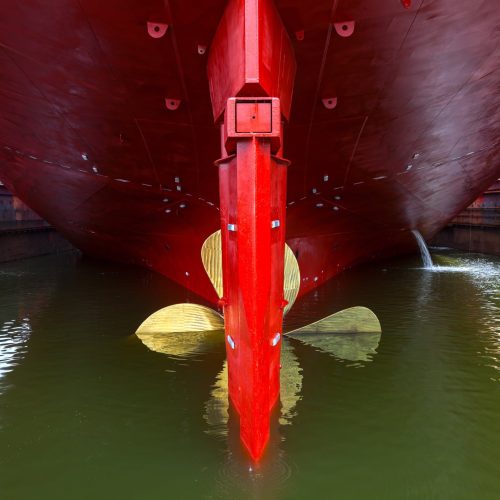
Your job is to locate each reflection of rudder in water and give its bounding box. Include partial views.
[203,338,303,437]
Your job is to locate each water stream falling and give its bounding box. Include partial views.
[412,230,434,268]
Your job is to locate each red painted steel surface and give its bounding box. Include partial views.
[212,0,293,459]
[0,0,500,456]
[207,0,296,121]
[218,139,288,460]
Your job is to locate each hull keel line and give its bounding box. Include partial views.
[208,0,296,460]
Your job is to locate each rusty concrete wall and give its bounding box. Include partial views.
[432,184,500,256]
[0,227,75,263]
[0,185,75,262]
[0,185,43,222]
[432,226,500,256]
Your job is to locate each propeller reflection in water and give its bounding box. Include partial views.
[285,306,382,363]
[204,338,303,437]
[135,303,224,358]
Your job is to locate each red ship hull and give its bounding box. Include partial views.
[1,0,499,458]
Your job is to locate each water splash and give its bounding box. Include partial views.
[412,230,434,268]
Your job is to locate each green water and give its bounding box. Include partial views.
[0,249,499,499]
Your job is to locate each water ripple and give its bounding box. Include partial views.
[0,318,31,381]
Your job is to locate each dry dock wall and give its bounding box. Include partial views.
[432,183,500,256]
[0,185,74,262]
[432,225,499,256]
[0,225,75,263]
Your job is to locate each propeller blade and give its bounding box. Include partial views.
[283,244,300,316]
[135,303,224,357]
[201,230,301,314]
[285,306,382,362]
[201,230,224,299]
